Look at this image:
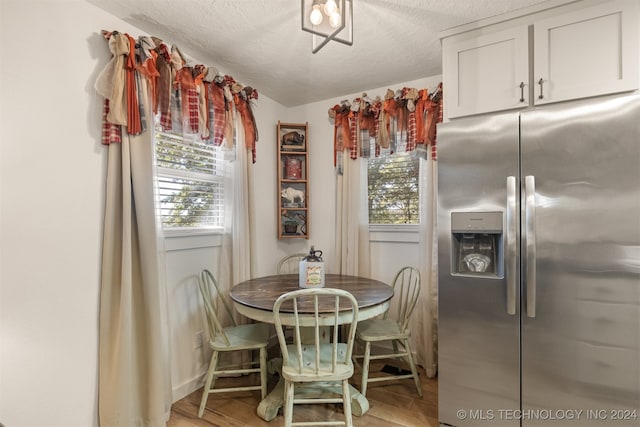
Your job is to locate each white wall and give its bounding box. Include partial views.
[0,1,126,426]
[0,1,439,426]
[0,1,287,425]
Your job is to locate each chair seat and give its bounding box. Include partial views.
[211,322,271,351]
[281,343,354,382]
[356,318,409,342]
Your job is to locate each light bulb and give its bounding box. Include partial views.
[324,0,338,16]
[329,10,342,28]
[309,4,323,25]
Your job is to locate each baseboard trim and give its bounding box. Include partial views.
[172,372,206,402]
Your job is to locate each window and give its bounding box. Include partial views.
[155,131,225,233]
[367,153,420,224]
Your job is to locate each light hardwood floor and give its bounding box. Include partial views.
[168,359,438,427]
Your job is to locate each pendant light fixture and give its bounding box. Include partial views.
[301,0,353,53]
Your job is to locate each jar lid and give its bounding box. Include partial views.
[303,245,323,262]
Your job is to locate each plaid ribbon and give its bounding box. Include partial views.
[185,86,199,133]
[432,87,443,161]
[176,68,199,134]
[370,102,380,139]
[156,44,173,131]
[208,84,226,146]
[349,111,358,160]
[159,108,172,131]
[101,99,122,145]
[406,110,417,152]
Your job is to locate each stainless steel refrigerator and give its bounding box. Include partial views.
[437,94,640,427]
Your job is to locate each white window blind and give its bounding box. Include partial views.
[367,153,420,224]
[155,131,225,232]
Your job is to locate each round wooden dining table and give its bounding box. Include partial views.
[229,273,394,421]
[230,273,394,325]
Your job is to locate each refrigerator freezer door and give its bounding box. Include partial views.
[438,113,520,427]
[521,95,640,426]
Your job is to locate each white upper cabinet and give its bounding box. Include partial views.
[534,0,639,105]
[443,27,530,118]
[442,0,639,119]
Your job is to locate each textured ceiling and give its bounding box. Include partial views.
[88,0,551,106]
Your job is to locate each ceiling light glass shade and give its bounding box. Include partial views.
[301,0,353,54]
[329,10,341,28]
[324,0,338,16]
[309,4,323,25]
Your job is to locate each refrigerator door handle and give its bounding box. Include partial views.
[506,176,517,315]
[525,175,537,318]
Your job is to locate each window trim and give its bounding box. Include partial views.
[162,227,223,238]
[163,231,224,252]
[369,223,420,243]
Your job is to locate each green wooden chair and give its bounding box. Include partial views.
[354,266,423,397]
[197,269,271,418]
[273,288,359,427]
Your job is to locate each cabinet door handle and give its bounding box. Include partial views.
[537,78,544,99]
[519,82,525,103]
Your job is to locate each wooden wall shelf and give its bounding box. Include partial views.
[277,121,309,239]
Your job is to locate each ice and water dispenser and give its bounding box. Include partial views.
[450,211,503,277]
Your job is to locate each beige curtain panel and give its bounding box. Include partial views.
[98,76,172,426]
[95,29,262,426]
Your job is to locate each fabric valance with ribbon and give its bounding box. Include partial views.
[95,30,260,163]
[328,83,442,169]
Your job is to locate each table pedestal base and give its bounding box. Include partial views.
[257,359,369,421]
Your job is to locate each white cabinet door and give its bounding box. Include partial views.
[534,0,639,105]
[444,26,529,118]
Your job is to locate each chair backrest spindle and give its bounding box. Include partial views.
[355,266,423,399]
[385,267,421,332]
[332,295,340,371]
[198,269,237,347]
[314,295,321,374]
[273,288,359,377]
[276,253,307,275]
